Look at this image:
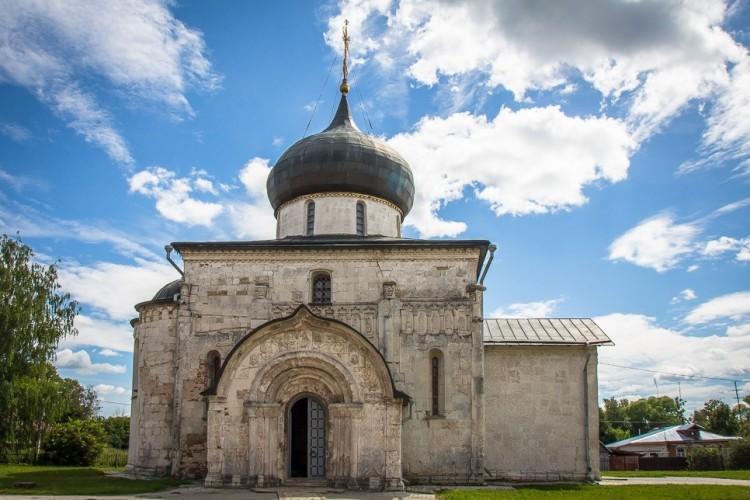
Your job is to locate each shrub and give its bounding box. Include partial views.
[42,419,106,465]
[729,440,750,469]
[102,416,130,449]
[687,446,724,470]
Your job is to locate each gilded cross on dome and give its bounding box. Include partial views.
[340,19,350,94]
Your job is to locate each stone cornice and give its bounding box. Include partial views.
[178,246,481,263]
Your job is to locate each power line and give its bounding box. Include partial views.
[99,399,129,406]
[600,362,749,384]
[303,57,337,138]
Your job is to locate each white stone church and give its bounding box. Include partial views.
[127,52,613,489]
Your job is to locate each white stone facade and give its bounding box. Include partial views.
[127,241,604,487]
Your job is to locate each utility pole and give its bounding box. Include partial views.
[735,381,743,424]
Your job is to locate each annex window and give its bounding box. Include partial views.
[430,349,444,416]
[356,201,366,236]
[306,201,315,236]
[207,350,221,389]
[311,272,332,304]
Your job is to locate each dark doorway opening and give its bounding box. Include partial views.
[290,398,307,477]
[289,397,325,479]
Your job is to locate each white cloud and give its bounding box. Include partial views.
[596,313,750,410]
[58,314,135,353]
[702,235,750,261]
[193,177,218,195]
[229,158,276,239]
[608,199,750,272]
[0,0,218,163]
[489,298,562,318]
[0,198,158,259]
[98,349,120,357]
[58,259,178,322]
[272,136,284,147]
[727,323,750,337]
[47,83,133,164]
[0,169,43,192]
[129,167,224,226]
[0,122,31,142]
[227,202,276,240]
[94,384,129,396]
[328,0,750,171]
[683,58,750,175]
[55,349,126,374]
[238,157,272,198]
[389,106,633,237]
[671,288,697,304]
[685,291,750,325]
[608,212,701,272]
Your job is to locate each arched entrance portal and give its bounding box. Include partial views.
[205,306,404,489]
[289,396,325,478]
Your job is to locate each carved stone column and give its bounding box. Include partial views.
[384,399,404,490]
[246,402,282,487]
[329,402,363,488]
[466,283,486,483]
[204,396,226,487]
[380,281,402,379]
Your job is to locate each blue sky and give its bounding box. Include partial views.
[1,0,749,416]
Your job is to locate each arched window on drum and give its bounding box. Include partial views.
[356,201,366,236]
[306,200,315,236]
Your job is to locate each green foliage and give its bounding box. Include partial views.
[693,399,738,436]
[605,469,750,479]
[3,366,100,463]
[438,485,750,499]
[0,234,79,461]
[0,465,183,495]
[599,396,685,443]
[101,416,130,449]
[687,447,724,470]
[728,440,750,469]
[94,447,129,468]
[42,420,106,466]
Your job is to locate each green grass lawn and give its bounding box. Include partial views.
[0,464,185,495]
[604,470,750,480]
[439,484,750,499]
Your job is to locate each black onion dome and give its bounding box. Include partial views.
[267,94,415,215]
[152,279,183,302]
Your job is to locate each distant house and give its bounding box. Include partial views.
[606,423,740,458]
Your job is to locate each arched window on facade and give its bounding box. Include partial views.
[429,349,444,416]
[311,272,332,304]
[306,201,315,236]
[356,201,366,236]
[207,350,221,389]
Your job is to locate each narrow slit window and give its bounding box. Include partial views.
[207,350,221,389]
[356,201,365,236]
[431,356,440,416]
[396,214,401,238]
[312,273,331,304]
[306,201,315,235]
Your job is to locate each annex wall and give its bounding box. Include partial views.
[483,345,600,481]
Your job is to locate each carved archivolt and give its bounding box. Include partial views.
[214,305,395,403]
